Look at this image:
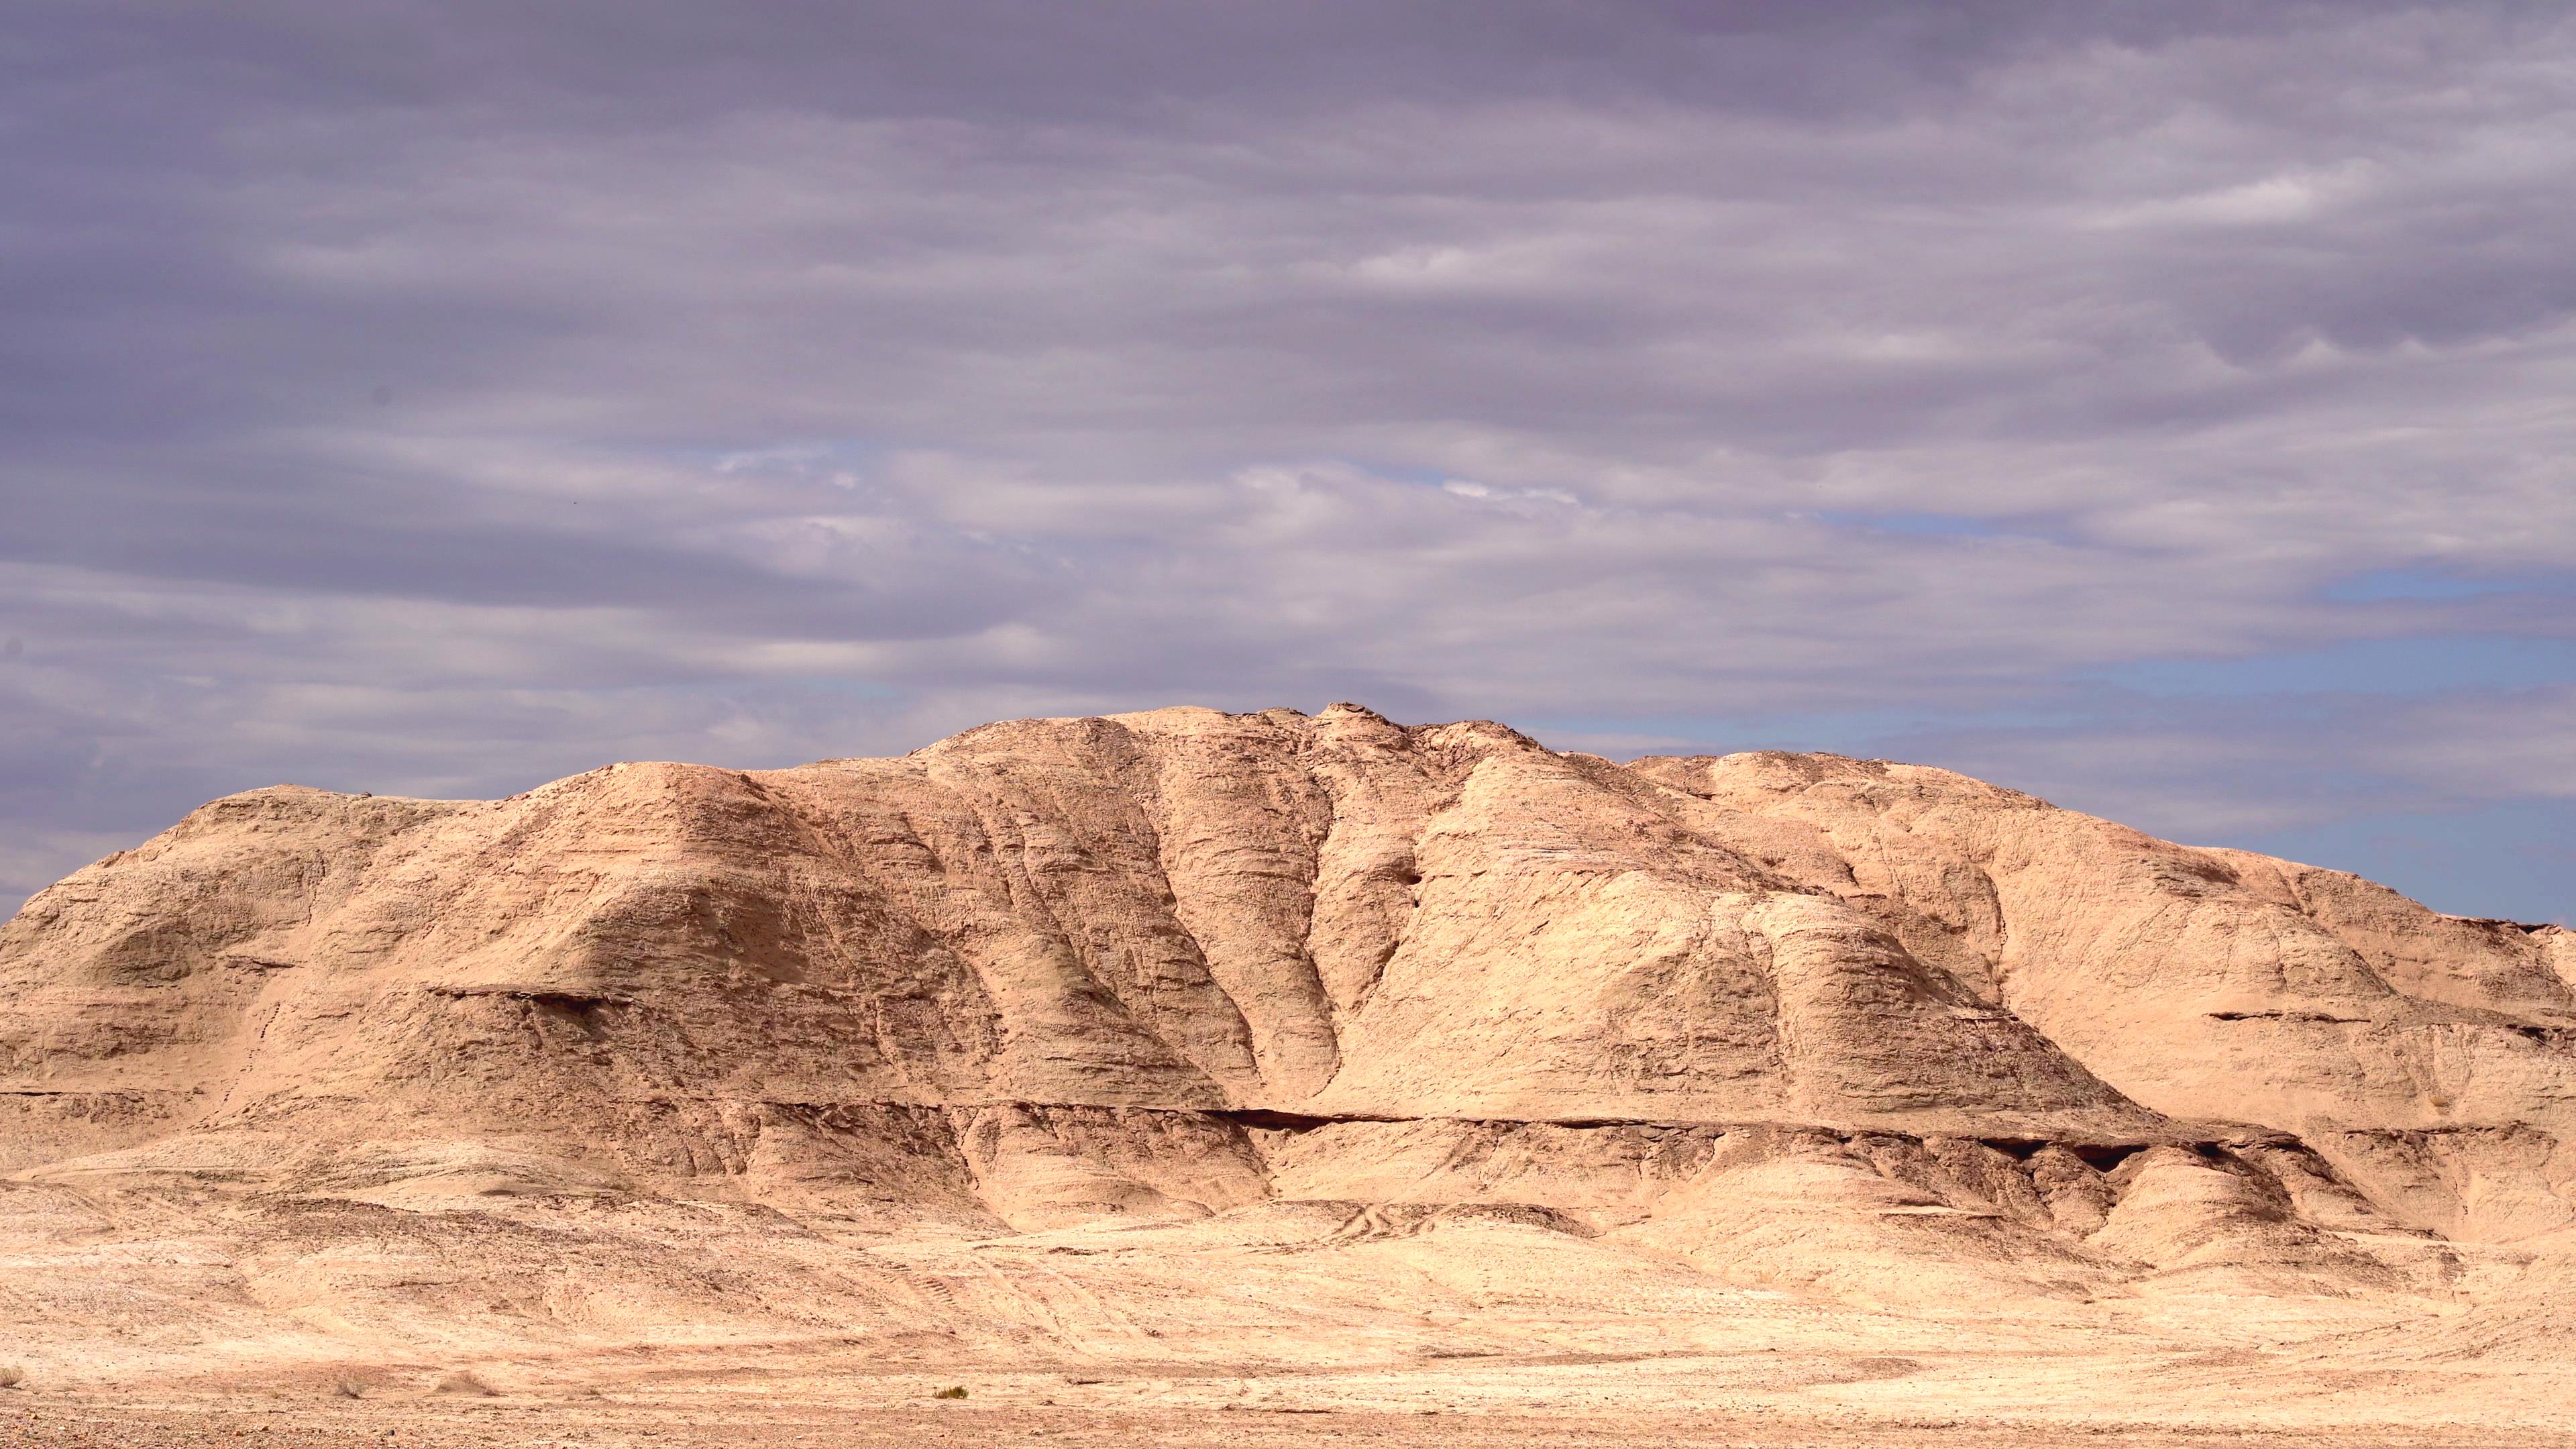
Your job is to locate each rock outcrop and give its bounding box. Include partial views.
[4,704,2571,1397]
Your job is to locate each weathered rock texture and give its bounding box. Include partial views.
[4,705,2573,1421]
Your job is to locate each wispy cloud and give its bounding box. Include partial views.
[1,2,2569,917]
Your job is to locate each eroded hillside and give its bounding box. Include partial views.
[3,705,2571,1430]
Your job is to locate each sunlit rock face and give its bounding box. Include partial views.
[5,706,2574,1391]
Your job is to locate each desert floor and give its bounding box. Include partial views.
[1,1391,2557,1449]
[9,1193,2571,1449]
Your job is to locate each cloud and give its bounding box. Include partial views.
[1,2,2571,917]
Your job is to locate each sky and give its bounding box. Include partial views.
[2,1,2570,921]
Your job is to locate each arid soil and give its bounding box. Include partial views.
[10,1399,2575,1449]
[3,705,2571,1444]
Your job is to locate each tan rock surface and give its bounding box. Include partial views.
[2,704,2570,1443]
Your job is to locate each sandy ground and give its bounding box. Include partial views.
[9,1186,2572,1448]
[3,1393,2561,1449]
[5,1301,2567,1449]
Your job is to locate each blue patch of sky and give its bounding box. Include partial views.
[2233,799,2573,925]
[770,676,905,701]
[655,438,887,482]
[1809,510,2016,539]
[1524,694,2573,922]
[1344,460,1466,490]
[1519,705,2091,759]
[2322,566,2576,603]
[2086,635,2576,699]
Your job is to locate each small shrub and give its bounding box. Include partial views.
[0,1365,24,1390]
[932,1385,968,1399]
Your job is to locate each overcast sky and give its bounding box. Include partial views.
[4,1,2571,920]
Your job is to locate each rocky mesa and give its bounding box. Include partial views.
[3,704,2573,1426]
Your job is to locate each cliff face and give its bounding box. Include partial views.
[5,704,2573,1371]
